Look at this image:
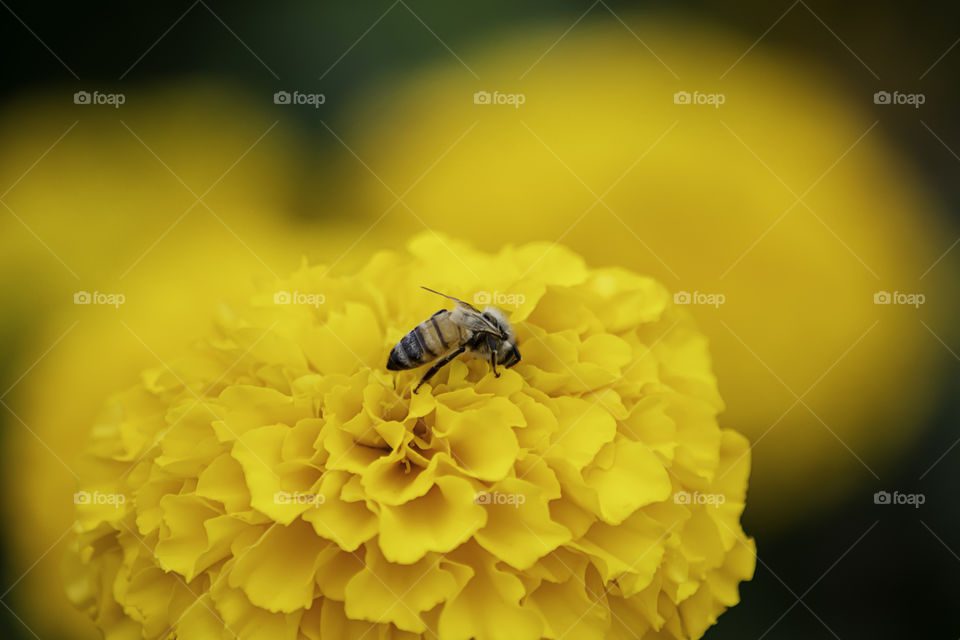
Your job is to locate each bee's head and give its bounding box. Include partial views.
[499,342,522,368]
[481,307,522,369]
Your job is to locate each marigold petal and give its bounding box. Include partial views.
[211,580,302,640]
[378,476,487,564]
[154,494,245,580]
[303,302,383,375]
[438,545,544,640]
[215,385,311,438]
[434,401,522,482]
[231,423,322,524]
[474,478,571,570]
[228,519,326,613]
[196,452,251,513]
[528,578,609,640]
[545,397,617,470]
[344,545,470,632]
[580,438,672,524]
[301,470,378,551]
[570,511,669,588]
[361,451,441,506]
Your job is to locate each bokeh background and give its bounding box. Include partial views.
[2,1,958,638]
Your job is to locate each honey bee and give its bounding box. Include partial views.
[387,287,521,393]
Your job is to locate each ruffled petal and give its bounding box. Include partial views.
[344,544,471,632]
[378,476,487,564]
[228,520,327,613]
[474,478,571,570]
[301,470,378,551]
[438,545,544,640]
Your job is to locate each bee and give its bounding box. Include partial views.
[387,287,521,393]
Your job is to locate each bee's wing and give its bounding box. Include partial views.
[458,306,505,337]
[420,286,503,337]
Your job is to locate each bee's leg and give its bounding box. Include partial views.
[487,335,500,377]
[414,346,466,393]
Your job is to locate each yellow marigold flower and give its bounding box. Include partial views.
[66,234,754,639]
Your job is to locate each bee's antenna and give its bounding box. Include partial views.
[420,286,477,310]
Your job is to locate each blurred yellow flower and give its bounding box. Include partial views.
[66,234,754,639]
[345,17,958,526]
[0,82,369,639]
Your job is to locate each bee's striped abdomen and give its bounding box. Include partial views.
[387,310,459,370]
[428,309,465,350]
[428,313,449,350]
[387,330,428,370]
